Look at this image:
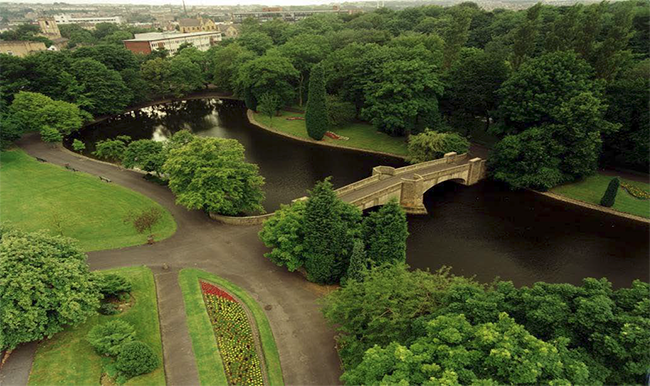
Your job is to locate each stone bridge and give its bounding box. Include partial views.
[331,152,487,214]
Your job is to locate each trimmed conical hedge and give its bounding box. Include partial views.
[600,177,620,207]
[305,64,329,140]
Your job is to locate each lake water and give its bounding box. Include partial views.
[67,98,650,288]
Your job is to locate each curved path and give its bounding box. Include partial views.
[5,134,343,386]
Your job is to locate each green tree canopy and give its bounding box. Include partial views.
[305,64,329,140]
[343,313,589,385]
[361,200,408,266]
[163,135,265,215]
[258,201,306,272]
[0,227,100,350]
[70,58,130,116]
[122,139,166,176]
[237,53,299,107]
[303,178,361,284]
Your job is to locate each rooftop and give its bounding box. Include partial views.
[125,31,221,42]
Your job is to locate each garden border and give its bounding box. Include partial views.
[178,268,284,386]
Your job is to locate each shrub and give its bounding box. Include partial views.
[407,130,470,163]
[87,320,135,356]
[40,126,62,143]
[98,303,119,315]
[116,341,159,377]
[600,177,620,207]
[326,95,356,127]
[96,274,132,297]
[72,139,86,152]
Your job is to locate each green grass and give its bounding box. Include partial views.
[254,110,408,157]
[0,149,176,251]
[178,268,284,386]
[551,174,650,219]
[28,266,165,386]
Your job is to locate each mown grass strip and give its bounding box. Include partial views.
[179,268,284,386]
[0,149,176,251]
[28,265,165,386]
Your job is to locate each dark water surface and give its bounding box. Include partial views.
[68,99,650,288]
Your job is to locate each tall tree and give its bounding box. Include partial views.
[439,7,473,68]
[443,48,509,128]
[345,239,368,283]
[305,64,329,140]
[362,200,408,266]
[303,178,361,284]
[278,34,332,106]
[361,47,443,136]
[237,53,299,108]
[70,58,130,115]
[511,3,542,69]
[163,136,265,216]
[0,227,100,350]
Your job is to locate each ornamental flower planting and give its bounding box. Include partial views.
[200,281,265,386]
[621,182,650,200]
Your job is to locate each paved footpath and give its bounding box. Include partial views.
[3,134,343,386]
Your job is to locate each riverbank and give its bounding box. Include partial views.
[249,110,409,159]
[549,174,649,221]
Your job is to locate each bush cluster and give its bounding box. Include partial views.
[326,96,356,127]
[116,341,159,377]
[407,130,470,163]
[87,320,135,356]
[87,320,159,379]
[96,273,132,297]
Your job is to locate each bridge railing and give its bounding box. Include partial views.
[346,181,403,207]
[334,174,381,196]
[417,163,470,181]
[392,152,470,175]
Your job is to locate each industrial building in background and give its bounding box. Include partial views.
[123,31,221,55]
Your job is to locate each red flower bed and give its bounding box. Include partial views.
[201,281,235,302]
[200,281,264,386]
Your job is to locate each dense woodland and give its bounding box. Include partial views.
[2,0,649,188]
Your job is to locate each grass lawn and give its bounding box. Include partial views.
[178,268,284,386]
[254,110,408,157]
[28,266,165,386]
[0,149,176,251]
[551,174,650,219]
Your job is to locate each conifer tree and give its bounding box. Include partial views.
[303,178,361,284]
[362,199,409,266]
[305,64,329,140]
[346,239,368,283]
[600,177,620,207]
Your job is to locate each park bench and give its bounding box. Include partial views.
[99,176,112,183]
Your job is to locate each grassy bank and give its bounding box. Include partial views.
[551,174,650,219]
[28,266,165,386]
[253,110,408,157]
[0,149,176,251]
[178,268,284,386]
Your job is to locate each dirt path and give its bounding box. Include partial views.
[9,134,343,386]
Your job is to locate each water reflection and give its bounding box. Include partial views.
[67,99,650,288]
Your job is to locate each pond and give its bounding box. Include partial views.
[67,98,650,288]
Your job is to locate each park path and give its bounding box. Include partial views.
[5,134,343,386]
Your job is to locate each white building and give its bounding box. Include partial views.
[54,14,124,25]
[123,31,221,55]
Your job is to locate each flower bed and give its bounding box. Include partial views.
[621,182,650,200]
[200,281,265,386]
